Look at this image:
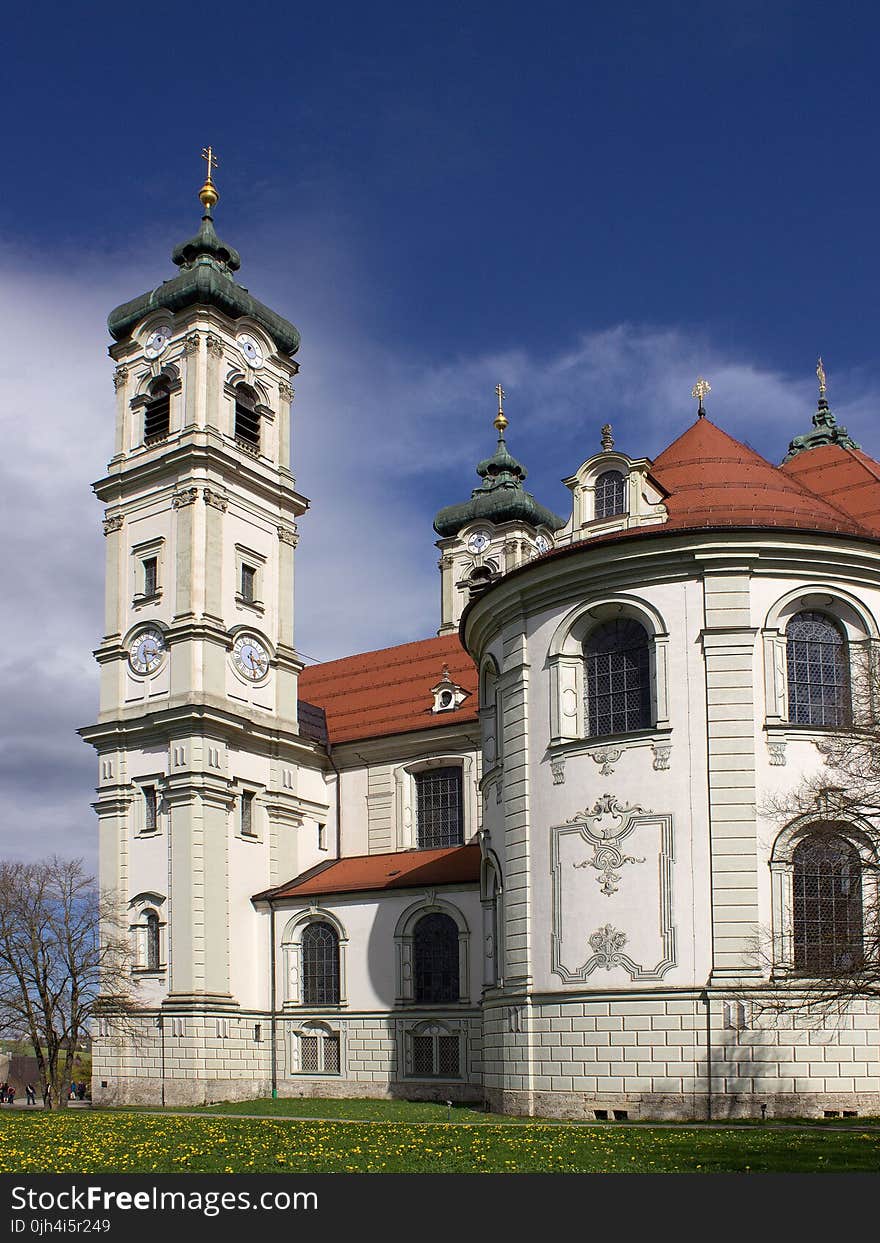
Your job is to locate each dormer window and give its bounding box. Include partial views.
[594,470,627,519]
[143,379,171,444]
[234,385,260,453]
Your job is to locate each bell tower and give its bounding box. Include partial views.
[82,154,328,1099]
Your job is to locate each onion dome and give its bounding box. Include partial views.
[107,152,300,357]
[434,387,566,538]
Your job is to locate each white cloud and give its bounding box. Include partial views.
[1,253,877,867]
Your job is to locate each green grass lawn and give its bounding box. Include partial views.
[2,1109,880,1173]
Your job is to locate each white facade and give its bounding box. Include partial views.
[85,196,880,1118]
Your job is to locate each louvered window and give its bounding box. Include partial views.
[584,619,652,736]
[786,611,850,727]
[235,387,260,452]
[241,564,256,602]
[144,383,171,443]
[793,834,863,973]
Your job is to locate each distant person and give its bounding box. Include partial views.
[7,1086,14,1105]
[25,1084,36,1106]
[77,1082,85,1100]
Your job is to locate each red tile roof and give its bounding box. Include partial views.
[298,634,478,745]
[649,417,872,537]
[779,443,880,537]
[257,844,482,900]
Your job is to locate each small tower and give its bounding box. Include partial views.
[433,385,565,633]
[783,357,861,461]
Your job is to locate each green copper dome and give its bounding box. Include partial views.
[783,395,860,462]
[434,430,566,538]
[108,202,300,357]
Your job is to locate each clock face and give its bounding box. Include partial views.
[129,628,166,675]
[144,325,171,359]
[467,531,491,554]
[535,535,551,554]
[232,633,270,681]
[236,334,264,368]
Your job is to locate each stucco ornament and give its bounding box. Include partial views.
[589,747,621,776]
[588,924,628,970]
[569,794,646,895]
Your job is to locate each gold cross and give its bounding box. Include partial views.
[494,383,508,434]
[817,356,827,398]
[199,145,220,209]
[691,376,711,415]
[202,145,219,182]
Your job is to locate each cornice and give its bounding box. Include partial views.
[462,526,880,656]
[79,702,325,761]
[93,436,309,515]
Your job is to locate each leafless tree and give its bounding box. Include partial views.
[754,641,880,1019]
[0,856,142,1106]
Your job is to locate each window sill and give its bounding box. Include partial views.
[764,722,851,744]
[548,728,671,758]
[136,829,162,839]
[237,832,262,844]
[133,591,162,608]
[132,967,166,978]
[235,593,265,615]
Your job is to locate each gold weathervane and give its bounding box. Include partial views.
[691,376,711,416]
[817,356,827,399]
[494,383,508,434]
[200,145,220,209]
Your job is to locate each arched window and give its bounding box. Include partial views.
[793,834,863,973]
[301,922,340,1005]
[594,470,627,519]
[144,910,160,972]
[584,618,652,737]
[413,913,460,1002]
[234,384,260,453]
[144,378,171,444]
[786,611,850,727]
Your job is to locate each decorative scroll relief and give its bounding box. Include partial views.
[551,793,676,982]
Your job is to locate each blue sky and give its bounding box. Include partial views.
[3,0,880,861]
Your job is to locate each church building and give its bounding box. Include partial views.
[83,161,880,1119]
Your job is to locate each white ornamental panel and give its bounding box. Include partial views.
[550,793,676,982]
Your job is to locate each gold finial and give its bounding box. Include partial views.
[817,356,827,399]
[494,382,508,434]
[691,376,711,417]
[600,423,614,452]
[199,145,220,209]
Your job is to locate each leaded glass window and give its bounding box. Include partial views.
[240,790,255,836]
[408,1026,461,1077]
[144,910,160,972]
[413,913,459,1003]
[584,619,652,737]
[301,922,340,1005]
[786,611,850,727]
[594,470,626,519]
[793,834,863,973]
[143,557,158,597]
[143,786,157,832]
[300,1034,319,1072]
[416,767,464,849]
